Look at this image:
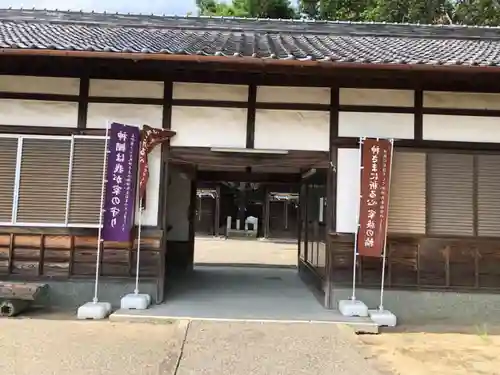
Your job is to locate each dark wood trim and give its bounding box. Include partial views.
[425,153,431,236]
[173,99,247,109]
[198,170,301,183]
[256,102,329,111]
[38,234,45,276]
[423,108,500,117]
[163,80,173,130]
[0,92,79,102]
[0,226,163,237]
[333,137,500,153]
[339,105,414,114]
[414,89,423,140]
[472,155,479,237]
[214,185,221,237]
[246,83,257,148]
[88,96,163,105]
[77,76,89,129]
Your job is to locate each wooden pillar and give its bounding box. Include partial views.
[264,186,270,238]
[215,185,221,237]
[187,170,197,271]
[324,86,339,309]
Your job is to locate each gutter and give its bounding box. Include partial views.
[0,48,499,74]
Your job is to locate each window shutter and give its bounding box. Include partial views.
[68,137,106,225]
[428,153,474,236]
[0,138,18,223]
[477,155,500,237]
[388,152,426,234]
[17,138,71,224]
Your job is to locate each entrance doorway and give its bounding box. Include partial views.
[161,156,331,321]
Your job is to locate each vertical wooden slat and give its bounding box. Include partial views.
[77,75,89,129]
[475,246,480,288]
[68,235,75,276]
[39,234,45,276]
[0,138,17,223]
[8,233,14,274]
[414,89,423,140]
[246,83,257,148]
[444,246,450,287]
[416,242,421,287]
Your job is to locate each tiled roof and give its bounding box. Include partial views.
[1,9,500,67]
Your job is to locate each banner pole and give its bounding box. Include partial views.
[378,138,395,311]
[93,121,110,304]
[134,165,143,295]
[351,137,364,301]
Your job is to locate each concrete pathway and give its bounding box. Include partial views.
[178,320,385,375]
[0,317,386,375]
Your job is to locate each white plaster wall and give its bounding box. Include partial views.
[336,148,360,234]
[86,103,163,129]
[170,106,247,148]
[340,88,414,107]
[338,112,414,139]
[173,82,248,102]
[0,99,78,127]
[254,109,329,151]
[0,75,80,95]
[256,86,330,104]
[423,115,500,143]
[134,145,161,226]
[166,167,191,241]
[89,79,164,98]
[424,91,500,110]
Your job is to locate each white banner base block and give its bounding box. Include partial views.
[369,309,397,327]
[77,301,112,320]
[338,299,369,317]
[120,293,151,310]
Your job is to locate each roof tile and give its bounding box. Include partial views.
[0,9,499,67]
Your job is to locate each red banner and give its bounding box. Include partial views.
[357,138,393,257]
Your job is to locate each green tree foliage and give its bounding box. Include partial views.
[198,0,500,26]
[197,0,296,18]
[454,0,500,26]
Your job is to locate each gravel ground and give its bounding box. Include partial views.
[177,321,386,375]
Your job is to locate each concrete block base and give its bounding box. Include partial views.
[338,299,369,317]
[369,309,397,327]
[120,293,151,310]
[77,301,112,320]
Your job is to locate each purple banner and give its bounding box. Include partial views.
[102,122,140,242]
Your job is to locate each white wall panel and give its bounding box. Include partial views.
[0,99,78,127]
[338,112,414,139]
[0,75,79,95]
[173,82,248,102]
[257,86,330,104]
[423,115,500,143]
[89,79,164,98]
[254,109,329,151]
[336,148,360,234]
[340,88,413,107]
[170,106,247,148]
[86,103,163,129]
[424,91,500,110]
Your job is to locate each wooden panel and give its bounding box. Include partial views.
[478,242,500,288]
[388,239,418,286]
[477,155,500,237]
[449,241,476,288]
[388,152,426,234]
[428,153,474,236]
[0,231,163,280]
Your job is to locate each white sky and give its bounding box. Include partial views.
[0,0,298,16]
[0,0,200,15]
